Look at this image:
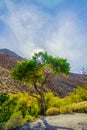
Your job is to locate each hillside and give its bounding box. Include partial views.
[0,48,23,60]
[0,66,30,93]
[0,49,23,69]
[46,73,87,97]
[0,49,30,93]
[0,49,87,96]
[0,66,87,97]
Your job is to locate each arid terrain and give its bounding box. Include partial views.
[0,49,87,97]
[0,49,87,130]
[13,113,87,130]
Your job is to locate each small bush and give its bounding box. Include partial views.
[71,101,87,113]
[69,87,87,103]
[24,115,36,122]
[59,106,73,114]
[45,107,60,116]
[46,101,87,115]
[45,92,62,108]
[4,112,26,130]
[59,101,87,114]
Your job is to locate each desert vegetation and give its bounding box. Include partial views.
[0,51,87,130]
[0,87,87,129]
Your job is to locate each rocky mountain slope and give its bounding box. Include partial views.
[0,66,30,93]
[0,49,23,69]
[46,73,87,97]
[0,48,23,60]
[0,49,30,93]
[0,49,87,96]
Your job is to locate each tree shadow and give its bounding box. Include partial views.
[21,117,73,130]
[11,117,73,130]
[41,117,73,130]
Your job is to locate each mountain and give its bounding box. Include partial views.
[0,48,23,59]
[0,48,87,96]
[0,48,23,69]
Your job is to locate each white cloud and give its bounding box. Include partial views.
[4,0,52,57]
[46,13,87,72]
[1,0,87,73]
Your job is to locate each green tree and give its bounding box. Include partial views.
[11,51,70,115]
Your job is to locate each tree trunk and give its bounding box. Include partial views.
[40,93,46,115]
[33,82,46,115]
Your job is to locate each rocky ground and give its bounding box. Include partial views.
[15,113,87,130]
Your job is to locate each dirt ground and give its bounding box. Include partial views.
[17,113,87,130]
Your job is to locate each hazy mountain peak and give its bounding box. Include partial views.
[0,48,23,69]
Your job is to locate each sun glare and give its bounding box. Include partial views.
[31,48,44,57]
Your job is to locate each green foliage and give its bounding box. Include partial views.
[11,51,70,86]
[0,94,18,122]
[32,51,70,75]
[24,115,36,122]
[0,92,40,129]
[11,60,44,84]
[0,86,87,129]
[0,122,5,130]
[0,93,39,122]
[0,94,9,105]
[4,112,25,130]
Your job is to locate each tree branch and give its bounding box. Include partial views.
[30,94,40,99]
[41,74,48,88]
[34,82,41,94]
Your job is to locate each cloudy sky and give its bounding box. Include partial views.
[0,0,87,73]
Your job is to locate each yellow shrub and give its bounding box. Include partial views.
[72,101,87,112]
[59,105,73,114]
[24,115,36,122]
[46,101,87,116]
[60,101,87,114]
[45,107,60,116]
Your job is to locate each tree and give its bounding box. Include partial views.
[82,67,87,75]
[11,51,70,115]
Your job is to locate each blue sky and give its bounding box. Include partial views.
[0,0,87,73]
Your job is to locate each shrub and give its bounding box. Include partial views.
[0,94,18,122]
[71,101,87,113]
[59,106,73,114]
[46,101,87,115]
[45,107,60,116]
[24,115,36,122]
[45,92,62,108]
[0,86,87,128]
[4,112,26,130]
[58,101,87,114]
[0,94,9,105]
[69,87,87,103]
